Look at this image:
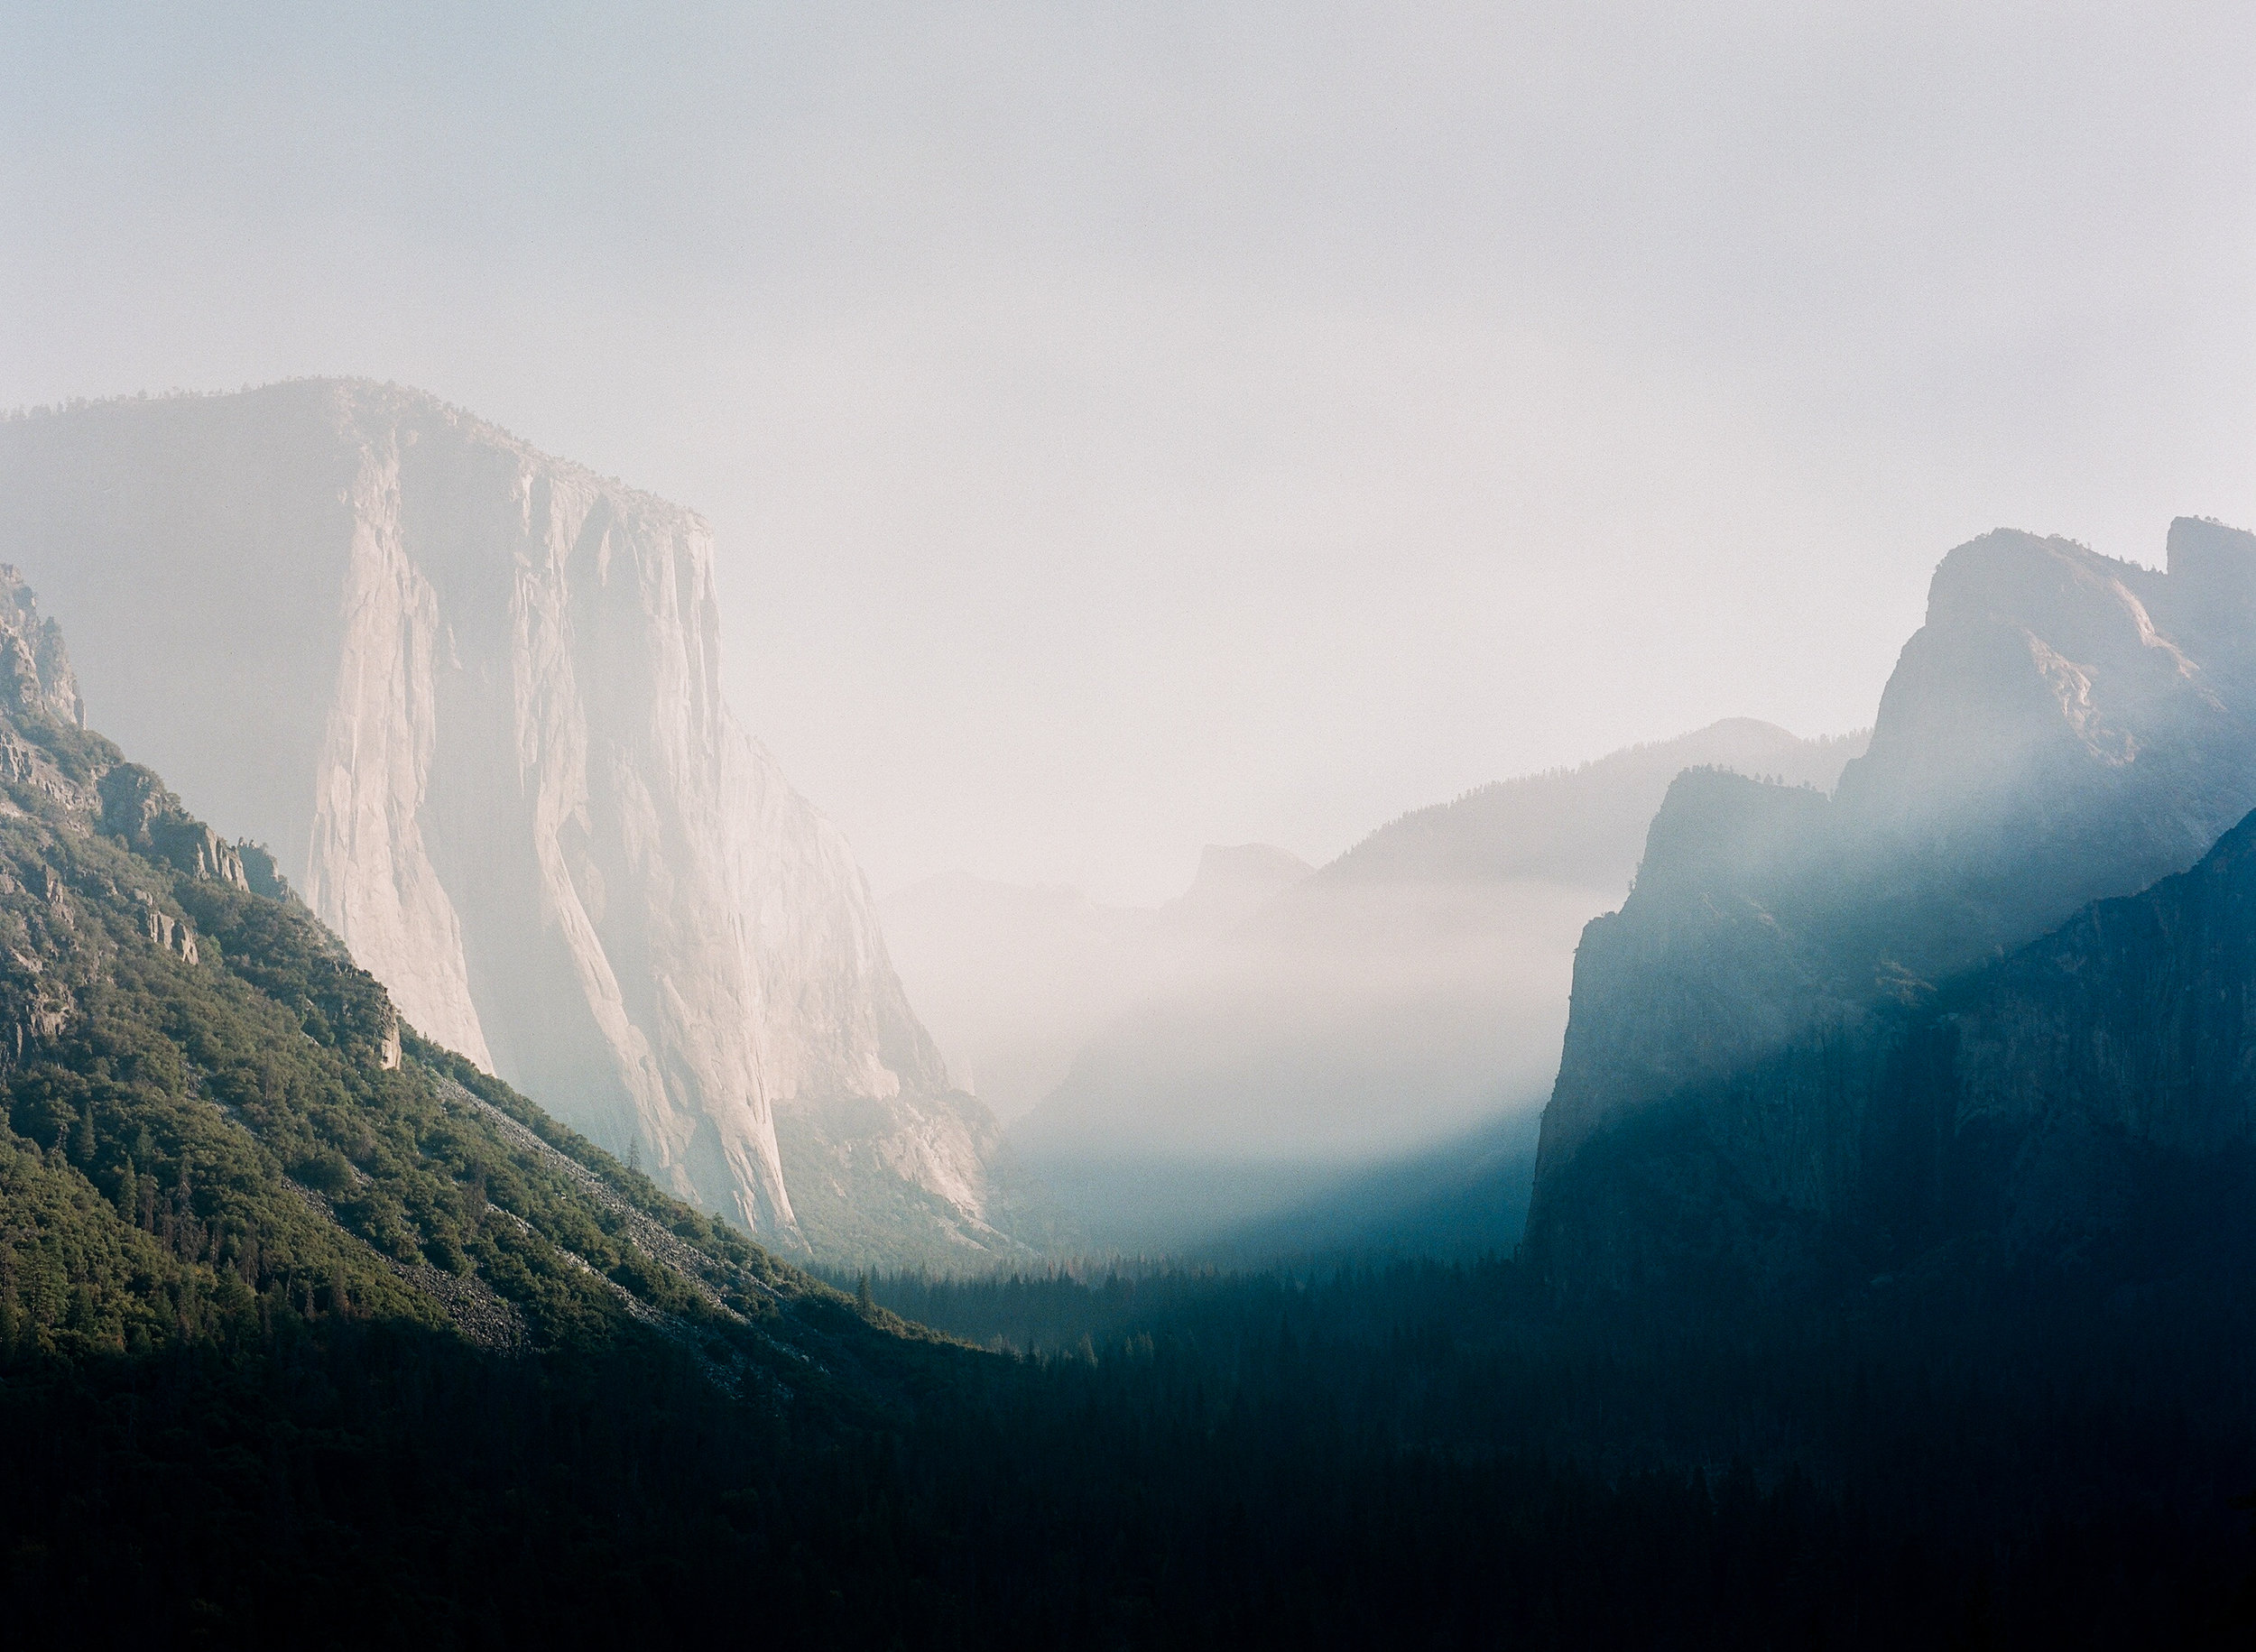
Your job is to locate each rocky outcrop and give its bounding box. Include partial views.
[0,567,81,730]
[0,383,963,1247]
[100,766,251,891]
[0,565,255,927]
[0,572,270,1066]
[1530,520,2256,1280]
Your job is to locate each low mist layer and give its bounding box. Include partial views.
[985,720,1866,1251]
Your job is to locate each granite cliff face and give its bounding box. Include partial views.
[1530,519,2256,1281]
[0,567,81,732]
[1532,799,2256,1294]
[0,383,966,1248]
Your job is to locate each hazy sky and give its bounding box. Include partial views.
[5,4,2252,901]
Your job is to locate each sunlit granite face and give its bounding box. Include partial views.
[0,381,965,1247]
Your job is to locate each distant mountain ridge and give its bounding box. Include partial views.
[1323,719,1868,891]
[1530,518,2256,1286]
[0,382,1029,1264]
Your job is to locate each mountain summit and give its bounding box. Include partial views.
[1530,518,2256,1278]
[0,383,966,1250]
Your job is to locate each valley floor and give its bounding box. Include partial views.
[14,1238,2256,1646]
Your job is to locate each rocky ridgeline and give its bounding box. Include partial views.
[1530,518,2256,1287]
[0,565,278,1023]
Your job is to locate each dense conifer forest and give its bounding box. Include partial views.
[14,1218,2256,1643]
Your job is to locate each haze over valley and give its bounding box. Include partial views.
[0,381,1880,1261]
[6,5,2256,1643]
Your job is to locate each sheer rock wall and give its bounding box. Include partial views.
[0,383,948,1241]
[1530,520,2256,1274]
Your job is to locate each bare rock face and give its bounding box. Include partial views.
[0,570,251,1011]
[0,567,81,731]
[0,382,950,1243]
[1530,520,2256,1275]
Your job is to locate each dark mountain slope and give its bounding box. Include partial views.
[1530,779,2256,1299]
[1535,520,2256,1243]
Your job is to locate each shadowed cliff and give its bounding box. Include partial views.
[1531,517,2256,1292]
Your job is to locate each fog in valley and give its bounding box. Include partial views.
[7,5,2255,1260]
[13,6,2256,1639]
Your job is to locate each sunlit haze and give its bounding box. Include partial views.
[5,3,2252,900]
[10,12,2256,1633]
